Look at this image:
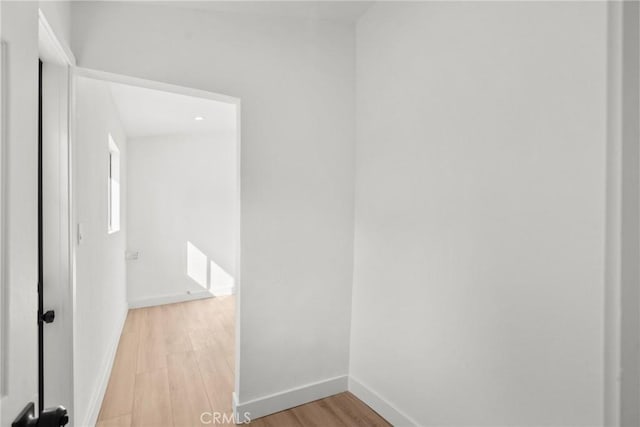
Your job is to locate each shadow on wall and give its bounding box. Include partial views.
[187,240,234,296]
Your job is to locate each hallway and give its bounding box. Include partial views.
[0,3,628,427]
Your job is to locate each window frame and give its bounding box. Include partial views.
[107,133,120,234]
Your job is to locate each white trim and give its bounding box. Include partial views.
[82,305,127,427]
[74,67,239,106]
[128,290,215,309]
[232,392,240,422]
[210,285,236,297]
[37,9,76,67]
[233,100,242,404]
[0,15,4,427]
[604,1,622,426]
[348,376,417,427]
[0,40,6,401]
[69,66,80,427]
[234,375,348,422]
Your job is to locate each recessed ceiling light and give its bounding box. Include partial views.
[194,116,205,121]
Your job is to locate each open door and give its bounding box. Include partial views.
[7,59,70,427]
[37,10,75,425]
[0,6,73,425]
[35,10,75,425]
[40,54,73,426]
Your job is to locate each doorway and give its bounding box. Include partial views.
[38,11,75,423]
[72,70,240,427]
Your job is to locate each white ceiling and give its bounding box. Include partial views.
[109,82,237,139]
[152,1,373,22]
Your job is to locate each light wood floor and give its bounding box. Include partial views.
[97,296,389,427]
[247,393,390,427]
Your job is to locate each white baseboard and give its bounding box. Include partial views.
[348,376,418,427]
[82,305,128,427]
[233,375,348,422]
[210,285,236,297]
[231,375,413,426]
[128,289,217,309]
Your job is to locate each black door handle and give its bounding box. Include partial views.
[41,310,55,324]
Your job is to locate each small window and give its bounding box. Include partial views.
[108,134,120,234]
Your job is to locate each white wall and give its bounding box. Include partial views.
[0,2,40,425]
[350,2,607,426]
[74,77,128,426]
[71,1,355,407]
[127,131,237,305]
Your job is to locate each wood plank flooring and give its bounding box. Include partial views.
[96,296,389,427]
[97,297,235,427]
[248,393,390,427]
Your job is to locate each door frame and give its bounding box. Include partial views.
[71,66,243,424]
[0,27,5,427]
[37,6,75,418]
